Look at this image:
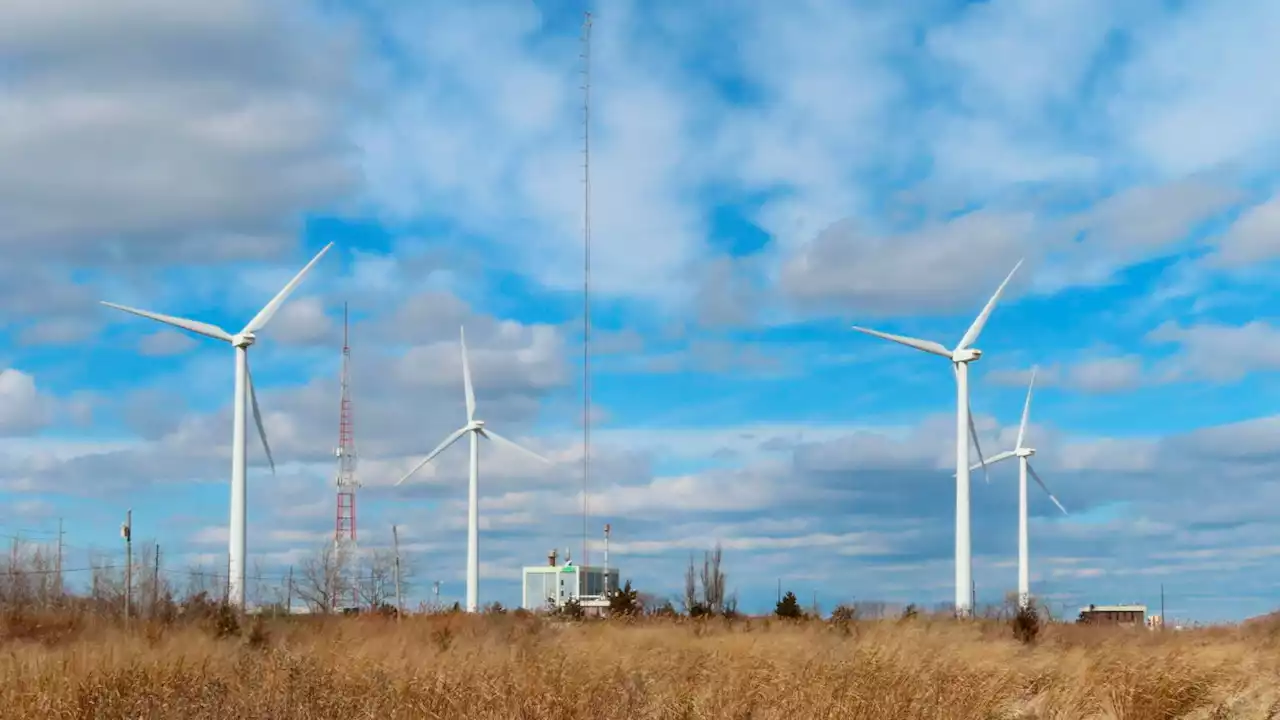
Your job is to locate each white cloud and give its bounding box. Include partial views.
[0,368,53,435]
[189,525,229,545]
[0,0,358,262]
[353,1,708,303]
[779,213,1033,315]
[1063,357,1144,394]
[1106,0,1280,176]
[270,296,335,346]
[139,329,197,357]
[1147,321,1280,382]
[1206,193,1280,267]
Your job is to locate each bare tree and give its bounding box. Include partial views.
[356,547,417,610]
[0,538,62,611]
[294,543,342,613]
[357,549,393,609]
[131,542,174,618]
[679,543,730,616]
[27,545,60,609]
[88,550,125,615]
[184,562,220,601]
[700,543,727,613]
[682,553,698,613]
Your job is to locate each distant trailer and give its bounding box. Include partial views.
[1077,603,1147,626]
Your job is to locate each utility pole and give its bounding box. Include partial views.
[1160,583,1165,631]
[777,578,781,604]
[286,566,294,615]
[603,523,611,597]
[392,524,403,621]
[55,518,64,601]
[121,509,132,626]
[153,544,161,615]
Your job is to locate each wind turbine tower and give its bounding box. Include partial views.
[100,241,334,609]
[851,259,1022,617]
[970,366,1067,609]
[334,303,360,611]
[396,327,551,612]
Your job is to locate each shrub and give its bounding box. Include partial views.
[206,602,240,640]
[649,600,678,618]
[775,591,803,620]
[830,604,858,623]
[608,581,641,618]
[688,602,713,619]
[1012,603,1041,644]
[244,615,270,649]
[557,597,584,621]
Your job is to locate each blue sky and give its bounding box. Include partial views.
[5,0,1280,622]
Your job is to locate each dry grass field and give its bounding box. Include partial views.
[0,606,1278,720]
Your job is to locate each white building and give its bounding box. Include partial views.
[521,549,619,613]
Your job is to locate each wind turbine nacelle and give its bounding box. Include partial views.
[1016,447,1035,458]
[232,332,257,348]
[952,348,982,362]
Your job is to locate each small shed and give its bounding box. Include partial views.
[1077,603,1147,626]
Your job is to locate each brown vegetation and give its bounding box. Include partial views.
[0,605,1278,719]
[0,539,1274,718]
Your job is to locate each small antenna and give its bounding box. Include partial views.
[580,10,593,572]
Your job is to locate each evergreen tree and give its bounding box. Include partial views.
[608,580,641,617]
[775,590,803,619]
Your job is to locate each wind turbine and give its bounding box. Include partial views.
[970,366,1066,610]
[851,259,1022,617]
[100,242,334,609]
[395,326,551,613]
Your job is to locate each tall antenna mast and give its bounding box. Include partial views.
[580,10,593,573]
[334,302,360,611]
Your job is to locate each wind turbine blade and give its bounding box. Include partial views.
[100,301,233,343]
[1027,463,1067,515]
[461,326,475,422]
[246,359,275,475]
[967,449,1017,473]
[1016,366,1037,450]
[851,326,952,359]
[956,258,1023,351]
[957,363,993,481]
[241,242,334,334]
[962,368,990,484]
[480,428,551,464]
[395,426,470,486]
[968,410,991,484]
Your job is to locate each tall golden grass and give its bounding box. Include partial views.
[1,608,1278,719]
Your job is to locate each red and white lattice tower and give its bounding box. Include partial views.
[333,303,360,611]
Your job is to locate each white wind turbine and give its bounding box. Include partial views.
[970,366,1066,610]
[852,259,1022,617]
[101,242,334,609]
[395,326,550,613]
